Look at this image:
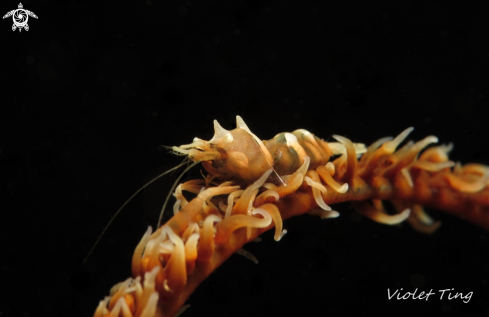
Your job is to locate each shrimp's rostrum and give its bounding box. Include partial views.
[94,116,489,317]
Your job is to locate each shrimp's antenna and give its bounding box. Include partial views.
[251,137,285,186]
[157,160,201,228]
[81,160,189,266]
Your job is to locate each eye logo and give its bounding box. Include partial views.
[3,3,38,32]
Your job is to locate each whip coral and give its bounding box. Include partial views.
[93,116,489,317]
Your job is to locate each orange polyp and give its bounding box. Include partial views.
[224,189,244,217]
[184,233,199,273]
[132,227,152,278]
[383,136,438,179]
[316,165,348,193]
[413,160,454,172]
[134,267,159,317]
[232,169,272,215]
[108,278,131,310]
[181,223,199,242]
[366,136,393,153]
[305,170,330,210]
[445,172,489,193]
[253,189,279,207]
[352,200,410,225]
[147,231,165,270]
[140,293,159,317]
[162,227,187,297]
[332,134,357,183]
[196,214,220,261]
[124,294,135,314]
[260,203,284,241]
[406,203,441,234]
[418,143,452,162]
[181,179,205,193]
[358,127,414,179]
[214,212,271,245]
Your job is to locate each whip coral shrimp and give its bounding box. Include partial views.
[93,116,489,317]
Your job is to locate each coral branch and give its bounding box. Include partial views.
[94,117,489,316]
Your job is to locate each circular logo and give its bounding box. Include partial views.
[13,10,27,27]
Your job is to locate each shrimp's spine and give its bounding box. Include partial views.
[94,117,489,317]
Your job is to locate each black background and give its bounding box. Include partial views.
[1,0,489,316]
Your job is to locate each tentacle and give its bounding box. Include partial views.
[106,297,129,317]
[351,200,411,225]
[412,161,455,172]
[94,297,111,317]
[196,214,221,261]
[254,189,280,206]
[140,292,159,317]
[135,266,160,317]
[381,135,438,179]
[181,222,199,242]
[418,143,453,162]
[233,169,273,215]
[159,240,175,254]
[182,179,205,194]
[161,226,187,296]
[132,226,152,278]
[202,198,219,215]
[407,203,442,234]
[445,167,489,193]
[260,203,286,241]
[359,127,414,179]
[327,141,366,157]
[400,168,414,188]
[174,184,187,209]
[173,179,206,213]
[197,185,241,201]
[305,170,331,211]
[215,206,272,245]
[108,277,133,310]
[147,229,167,274]
[332,134,357,183]
[366,136,393,153]
[222,189,243,218]
[316,164,349,193]
[391,200,441,234]
[184,233,200,273]
[307,209,339,219]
